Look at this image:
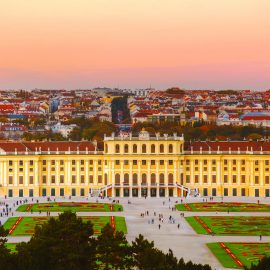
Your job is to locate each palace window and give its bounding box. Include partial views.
[8,176,13,185]
[132,174,138,185]
[51,175,55,184]
[168,173,174,185]
[265,176,269,184]
[80,175,85,184]
[224,175,228,183]
[133,144,137,153]
[30,160,34,166]
[9,160,13,166]
[160,160,164,165]
[98,175,102,183]
[133,160,137,165]
[115,144,120,153]
[151,173,156,184]
[60,175,64,184]
[43,176,47,184]
[232,175,237,183]
[115,174,120,185]
[124,144,129,153]
[115,160,120,165]
[142,174,147,185]
[142,160,146,165]
[241,175,245,183]
[124,174,129,184]
[186,175,190,183]
[159,173,164,185]
[151,144,155,153]
[168,160,173,165]
[29,176,34,185]
[151,160,155,165]
[89,175,93,183]
[195,175,199,183]
[255,176,259,184]
[160,144,164,153]
[168,144,173,153]
[142,144,146,153]
[19,176,23,185]
[72,175,76,184]
[124,160,129,165]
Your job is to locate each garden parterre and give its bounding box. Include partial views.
[176,202,270,212]
[16,202,123,212]
[186,216,270,236]
[207,242,270,269]
[4,216,127,236]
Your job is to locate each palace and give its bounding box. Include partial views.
[0,130,270,198]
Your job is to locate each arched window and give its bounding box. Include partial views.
[160,144,164,153]
[133,144,137,153]
[151,144,155,153]
[159,173,164,185]
[142,173,147,185]
[132,173,138,185]
[124,144,129,153]
[124,173,129,185]
[115,174,120,185]
[115,144,120,153]
[169,144,173,153]
[142,144,146,153]
[168,173,174,185]
[151,173,156,185]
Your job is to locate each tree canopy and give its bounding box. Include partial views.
[0,211,213,270]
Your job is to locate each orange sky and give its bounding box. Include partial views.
[0,0,270,89]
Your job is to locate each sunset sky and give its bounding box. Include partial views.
[0,0,270,90]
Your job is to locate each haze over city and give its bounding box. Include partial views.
[1,0,270,90]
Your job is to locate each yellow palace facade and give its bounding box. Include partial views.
[0,130,270,198]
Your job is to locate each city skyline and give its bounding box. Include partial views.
[0,0,270,90]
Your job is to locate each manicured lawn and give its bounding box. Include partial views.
[17,202,123,212]
[176,202,270,212]
[186,216,270,235]
[4,216,127,236]
[207,242,270,269]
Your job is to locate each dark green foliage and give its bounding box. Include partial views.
[0,211,213,270]
[96,224,133,270]
[245,256,270,270]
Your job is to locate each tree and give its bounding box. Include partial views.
[0,226,16,270]
[96,224,133,270]
[246,256,270,270]
[16,211,96,270]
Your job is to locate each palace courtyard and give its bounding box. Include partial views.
[2,196,270,270]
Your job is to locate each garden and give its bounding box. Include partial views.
[17,202,123,212]
[4,215,127,236]
[176,202,270,212]
[207,242,270,269]
[186,216,270,235]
